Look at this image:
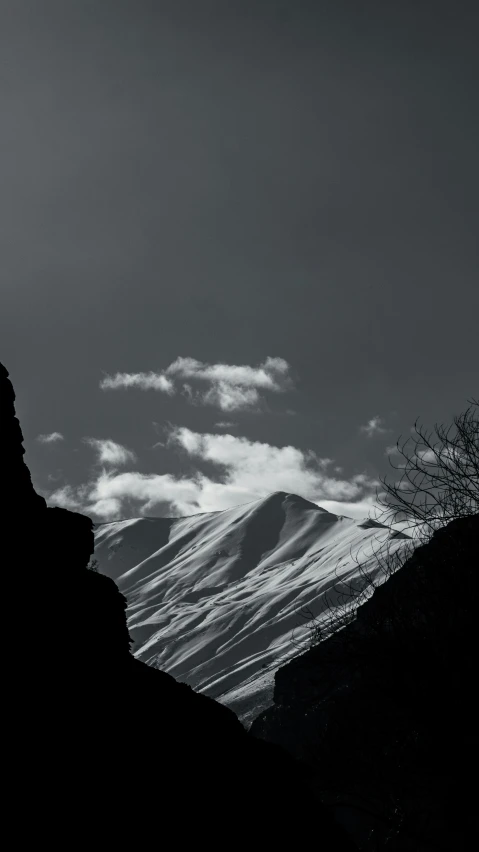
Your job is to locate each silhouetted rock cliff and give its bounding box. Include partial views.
[0,362,46,514]
[251,513,479,849]
[2,362,355,849]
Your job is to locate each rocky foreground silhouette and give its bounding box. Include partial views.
[1,361,356,849]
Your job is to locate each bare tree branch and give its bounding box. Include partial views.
[376,399,479,541]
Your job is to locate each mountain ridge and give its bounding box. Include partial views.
[94,489,339,526]
[94,490,410,724]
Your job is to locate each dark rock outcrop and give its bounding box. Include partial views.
[1,362,46,513]
[2,362,355,849]
[251,513,479,849]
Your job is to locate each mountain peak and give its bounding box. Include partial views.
[261,491,334,513]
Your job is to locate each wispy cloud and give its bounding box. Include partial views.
[415,448,438,464]
[360,416,389,438]
[202,383,261,411]
[48,484,90,511]
[385,444,399,456]
[49,427,379,521]
[99,356,294,412]
[100,371,175,393]
[317,496,383,521]
[214,421,237,429]
[165,355,291,390]
[84,438,137,467]
[36,432,64,443]
[48,473,199,519]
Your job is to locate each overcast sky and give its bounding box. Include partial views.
[1,1,478,521]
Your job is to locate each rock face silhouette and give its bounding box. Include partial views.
[251,511,479,849]
[1,362,356,849]
[1,361,46,513]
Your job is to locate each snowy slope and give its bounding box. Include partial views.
[94,492,411,726]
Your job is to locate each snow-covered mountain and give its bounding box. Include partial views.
[94,491,411,725]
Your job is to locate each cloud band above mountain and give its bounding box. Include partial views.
[48,426,379,522]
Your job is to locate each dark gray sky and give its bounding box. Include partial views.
[2,1,478,520]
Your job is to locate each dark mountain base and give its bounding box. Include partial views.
[251,513,479,849]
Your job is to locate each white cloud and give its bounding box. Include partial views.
[168,427,378,511]
[414,445,466,470]
[415,448,438,464]
[36,432,64,443]
[165,355,291,389]
[360,416,389,438]
[49,472,200,519]
[214,421,237,429]
[84,438,137,467]
[100,356,294,412]
[47,414,381,522]
[203,382,261,411]
[48,484,89,511]
[168,356,293,411]
[385,444,399,456]
[100,371,175,393]
[317,496,383,521]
